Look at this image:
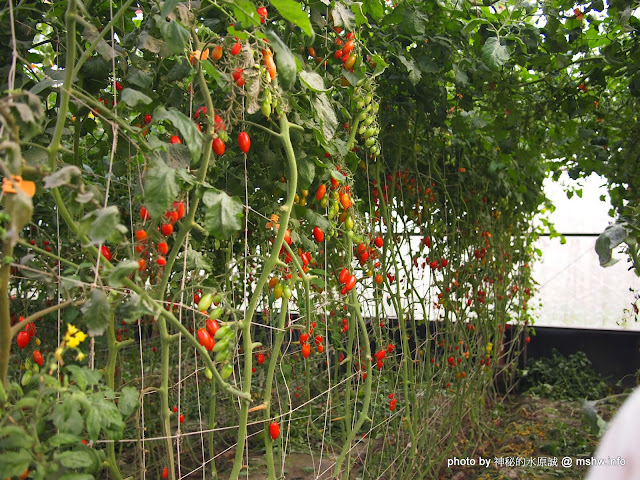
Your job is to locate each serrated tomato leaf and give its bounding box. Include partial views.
[144,155,180,219]
[202,188,244,240]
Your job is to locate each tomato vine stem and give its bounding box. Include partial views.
[228,112,298,480]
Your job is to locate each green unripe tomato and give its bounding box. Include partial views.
[197,293,213,312]
[345,216,354,230]
[214,325,230,340]
[283,285,292,300]
[212,337,229,353]
[215,349,230,363]
[221,363,233,380]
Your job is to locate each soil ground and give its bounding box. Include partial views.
[206,394,623,480]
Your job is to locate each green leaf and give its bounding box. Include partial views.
[86,406,101,441]
[351,2,369,27]
[160,0,181,17]
[55,450,94,469]
[108,260,139,288]
[94,399,125,440]
[58,474,95,480]
[48,433,83,447]
[265,31,297,90]
[152,106,203,164]
[461,17,492,35]
[78,206,125,246]
[165,59,192,83]
[202,188,244,239]
[81,289,111,337]
[271,0,314,37]
[331,3,355,31]
[144,156,180,219]
[66,365,89,390]
[582,399,607,436]
[0,426,33,449]
[595,224,628,267]
[363,0,384,22]
[397,54,421,85]
[119,88,152,107]
[43,165,82,188]
[232,0,261,28]
[299,71,331,92]
[370,54,389,78]
[118,387,139,417]
[115,294,154,324]
[0,451,31,477]
[312,93,338,141]
[186,246,213,272]
[304,208,330,231]
[482,37,510,69]
[51,400,83,435]
[156,17,190,55]
[297,155,315,188]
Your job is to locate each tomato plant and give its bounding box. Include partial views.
[1,0,623,478]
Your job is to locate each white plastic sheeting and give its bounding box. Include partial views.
[531,174,640,330]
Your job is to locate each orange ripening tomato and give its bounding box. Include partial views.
[211,45,223,61]
[262,49,276,81]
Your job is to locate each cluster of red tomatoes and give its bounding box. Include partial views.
[133,202,185,271]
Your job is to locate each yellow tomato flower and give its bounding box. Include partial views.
[486,342,493,353]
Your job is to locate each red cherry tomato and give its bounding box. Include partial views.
[257,6,268,23]
[238,132,251,153]
[169,135,181,144]
[197,328,214,351]
[313,227,324,243]
[32,350,43,366]
[342,40,355,55]
[269,421,280,440]
[16,331,30,349]
[231,42,241,55]
[316,184,326,201]
[100,245,112,262]
[140,206,150,221]
[161,224,174,236]
[339,268,349,284]
[301,343,311,358]
[212,138,225,156]
[157,242,169,255]
[214,115,225,132]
